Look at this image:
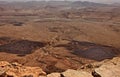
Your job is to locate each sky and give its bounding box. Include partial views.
[0,0,120,4]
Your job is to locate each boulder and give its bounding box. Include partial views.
[47,73,61,77]
[94,57,120,77]
[62,69,92,77]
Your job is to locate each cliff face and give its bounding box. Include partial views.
[0,57,120,77]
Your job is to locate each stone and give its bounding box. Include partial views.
[0,61,10,67]
[94,57,120,77]
[62,69,92,77]
[39,76,46,77]
[47,73,61,77]
[0,61,46,77]
[0,67,6,76]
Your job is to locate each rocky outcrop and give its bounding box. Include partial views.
[81,57,120,77]
[0,61,46,77]
[93,57,120,77]
[47,69,92,77]
[0,61,93,77]
[0,57,120,77]
[62,69,92,77]
[47,73,61,77]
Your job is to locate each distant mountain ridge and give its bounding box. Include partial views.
[0,0,114,9]
[71,1,110,7]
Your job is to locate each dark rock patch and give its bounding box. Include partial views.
[0,37,46,55]
[55,40,119,61]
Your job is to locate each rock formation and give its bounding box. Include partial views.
[94,57,120,77]
[1,57,120,77]
[0,61,46,77]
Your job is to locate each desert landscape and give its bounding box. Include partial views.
[0,1,120,77]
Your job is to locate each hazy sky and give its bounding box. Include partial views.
[0,0,120,3]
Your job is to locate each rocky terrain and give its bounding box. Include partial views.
[0,57,120,77]
[0,1,120,77]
